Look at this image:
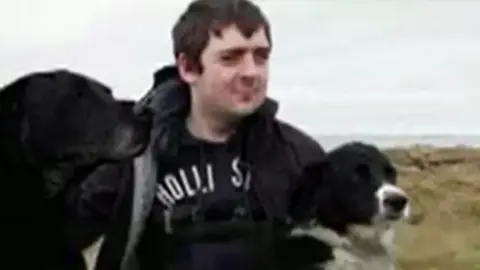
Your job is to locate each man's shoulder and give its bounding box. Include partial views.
[274,119,326,165]
[275,120,319,147]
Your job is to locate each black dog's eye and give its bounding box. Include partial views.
[76,90,84,98]
[384,165,396,179]
[354,163,370,180]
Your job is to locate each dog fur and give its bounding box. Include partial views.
[0,69,151,269]
[284,142,410,270]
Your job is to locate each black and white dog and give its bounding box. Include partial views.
[284,142,410,270]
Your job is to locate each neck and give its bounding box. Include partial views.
[186,103,239,143]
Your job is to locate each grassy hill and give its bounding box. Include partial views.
[384,145,480,269]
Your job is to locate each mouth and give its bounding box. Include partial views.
[384,211,403,221]
[380,204,411,222]
[239,92,255,102]
[233,89,256,100]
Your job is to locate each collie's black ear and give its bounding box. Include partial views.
[289,160,331,222]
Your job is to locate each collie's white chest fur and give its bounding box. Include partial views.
[291,223,397,270]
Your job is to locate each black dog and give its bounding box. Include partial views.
[282,142,410,270]
[0,69,151,269]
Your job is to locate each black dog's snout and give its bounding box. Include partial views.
[383,193,408,211]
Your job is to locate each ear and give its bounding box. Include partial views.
[20,74,67,160]
[176,53,200,84]
[289,160,330,222]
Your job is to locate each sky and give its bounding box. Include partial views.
[1,0,480,135]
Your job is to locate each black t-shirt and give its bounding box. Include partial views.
[139,125,265,270]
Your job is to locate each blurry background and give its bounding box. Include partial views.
[2,0,480,150]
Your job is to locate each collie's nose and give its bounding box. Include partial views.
[383,193,408,212]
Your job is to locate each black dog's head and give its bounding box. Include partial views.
[290,142,410,233]
[0,69,152,197]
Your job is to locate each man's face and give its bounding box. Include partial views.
[180,24,271,119]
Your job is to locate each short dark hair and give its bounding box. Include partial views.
[171,0,272,72]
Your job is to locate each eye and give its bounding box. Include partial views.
[354,163,370,180]
[220,50,243,65]
[76,90,84,98]
[254,49,270,64]
[384,165,397,179]
[220,54,237,63]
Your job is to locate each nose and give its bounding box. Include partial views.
[383,193,408,212]
[240,54,260,77]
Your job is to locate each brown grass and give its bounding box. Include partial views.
[383,145,480,269]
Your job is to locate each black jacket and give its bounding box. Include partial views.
[67,66,326,270]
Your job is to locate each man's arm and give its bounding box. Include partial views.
[276,121,327,223]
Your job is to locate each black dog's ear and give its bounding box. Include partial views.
[289,160,331,223]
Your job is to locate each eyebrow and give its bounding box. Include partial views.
[220,46,271,55]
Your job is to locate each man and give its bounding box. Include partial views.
[70,0,326,269]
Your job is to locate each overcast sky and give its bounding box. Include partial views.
[1,0,480,135]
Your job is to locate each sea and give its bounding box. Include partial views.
[315,135,480,151]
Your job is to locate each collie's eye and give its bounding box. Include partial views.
[384,166,396,178]
[354,163,370,180]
